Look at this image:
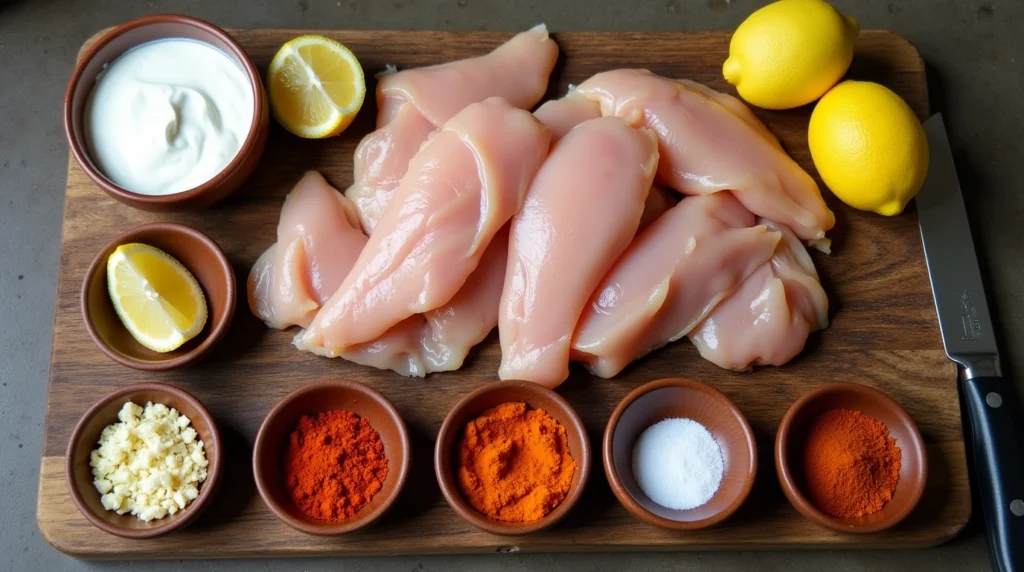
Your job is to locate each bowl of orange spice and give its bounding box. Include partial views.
[253,379,411,535]
[776,382,927,533]
[434,380,591,535]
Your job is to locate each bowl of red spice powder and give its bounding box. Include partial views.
[434,380,592,535]
[775,382,927,533]
[253,379,411,535]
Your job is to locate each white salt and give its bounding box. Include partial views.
[631,417,724,510]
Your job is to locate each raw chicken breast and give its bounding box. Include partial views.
[533,91,601,140]
[347,25,558,233]
[301,98,550,354]
[638,184,678,232]
[247,171,366,329]
[421,226,510,372]
[499,117,659,387]
[573,69,834,245]
[297,315,431,377]
[292,233,510,377]
[571,194,782,378]
[249,173,511,377]
[689,219,829,371]
[347,106,436,234]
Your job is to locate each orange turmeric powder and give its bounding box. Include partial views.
[456,402,576,522]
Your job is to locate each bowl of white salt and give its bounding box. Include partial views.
[603,377,757,530]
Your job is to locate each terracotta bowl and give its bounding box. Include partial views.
[66,383,224,539]
[64,14,269,211]
[434,380,592,535]
[775,382,927,533]
[253,379,411,535]
[81,222,236,371]
[603,377,757,530]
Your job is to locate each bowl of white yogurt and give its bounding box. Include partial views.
[64,15,269,211]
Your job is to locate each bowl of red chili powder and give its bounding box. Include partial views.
[253,379,411,535]
[775,382,927,533]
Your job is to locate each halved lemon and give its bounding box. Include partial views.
[268,35,366,139]
[106,243,208,353]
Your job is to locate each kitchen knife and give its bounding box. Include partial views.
[918,114,1024,572]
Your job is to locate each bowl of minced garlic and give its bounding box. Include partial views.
[66,383,222,538]
[776,382,927,533]
[434,380,591,535]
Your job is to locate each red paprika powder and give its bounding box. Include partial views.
[283,409,389,521]
[802,408,901,518]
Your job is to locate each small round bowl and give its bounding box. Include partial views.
[775,382,927,533]
[66,382,224,539]
[81,222,236,371]
[253,379,411,536]
[64,14,269,211]
[434,380,592,535]
[603,377,757,530]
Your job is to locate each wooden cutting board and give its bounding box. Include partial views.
[38,29,969,559]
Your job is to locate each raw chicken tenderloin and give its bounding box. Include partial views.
[638,184,678,232]
[499,117,659,387]
[533,91,601,140]
[247,171,366,329]
[689,219,830,371]
[301,98,551,353]
[347,25,558,233]
[571,194,782,378]
[247,175,508,377]
[420,225,510,373]
[296,315,431,377]
[291,229,512,377]
[573,69,835,245]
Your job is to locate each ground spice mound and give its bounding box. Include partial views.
[456,402,576,522]
[802,408,902,518]
[283,409,389,521]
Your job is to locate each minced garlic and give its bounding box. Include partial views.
[90,401,209,522]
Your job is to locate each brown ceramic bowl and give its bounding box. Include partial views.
[775,382,927,533]
[434,380,592,535]
[253,379,411,535]
[64,14,269,211]
[81,222,236,370]
[603,377,757,530]
[65,382,223,539]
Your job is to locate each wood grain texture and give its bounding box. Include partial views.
[38,29,969,559]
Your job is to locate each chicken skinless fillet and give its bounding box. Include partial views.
[346,25,558,233]
[573,69,834,247]
[499,117,659,387]
[301,98,551,355]
[571,193,782,379]
[688,218,830,371]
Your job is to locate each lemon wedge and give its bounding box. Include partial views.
[268,35,366,139]
[106,243,208,353]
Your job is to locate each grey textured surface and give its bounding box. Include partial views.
[1,0,1020,569]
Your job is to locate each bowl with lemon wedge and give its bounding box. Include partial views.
[81,222,236,371]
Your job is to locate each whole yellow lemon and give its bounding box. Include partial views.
[808,80,929,216]
[723,0,859,110]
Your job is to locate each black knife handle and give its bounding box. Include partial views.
[963,375,1024,572]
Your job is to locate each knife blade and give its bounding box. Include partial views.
[918,114,1024,572]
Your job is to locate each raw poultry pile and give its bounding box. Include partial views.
[247,25,832,388]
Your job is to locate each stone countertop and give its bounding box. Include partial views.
[2,0,1019,569]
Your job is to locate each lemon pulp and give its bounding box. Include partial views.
[268,35,366,139]
[106,243,208,352]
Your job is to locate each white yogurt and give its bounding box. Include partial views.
[84,39,254,196]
